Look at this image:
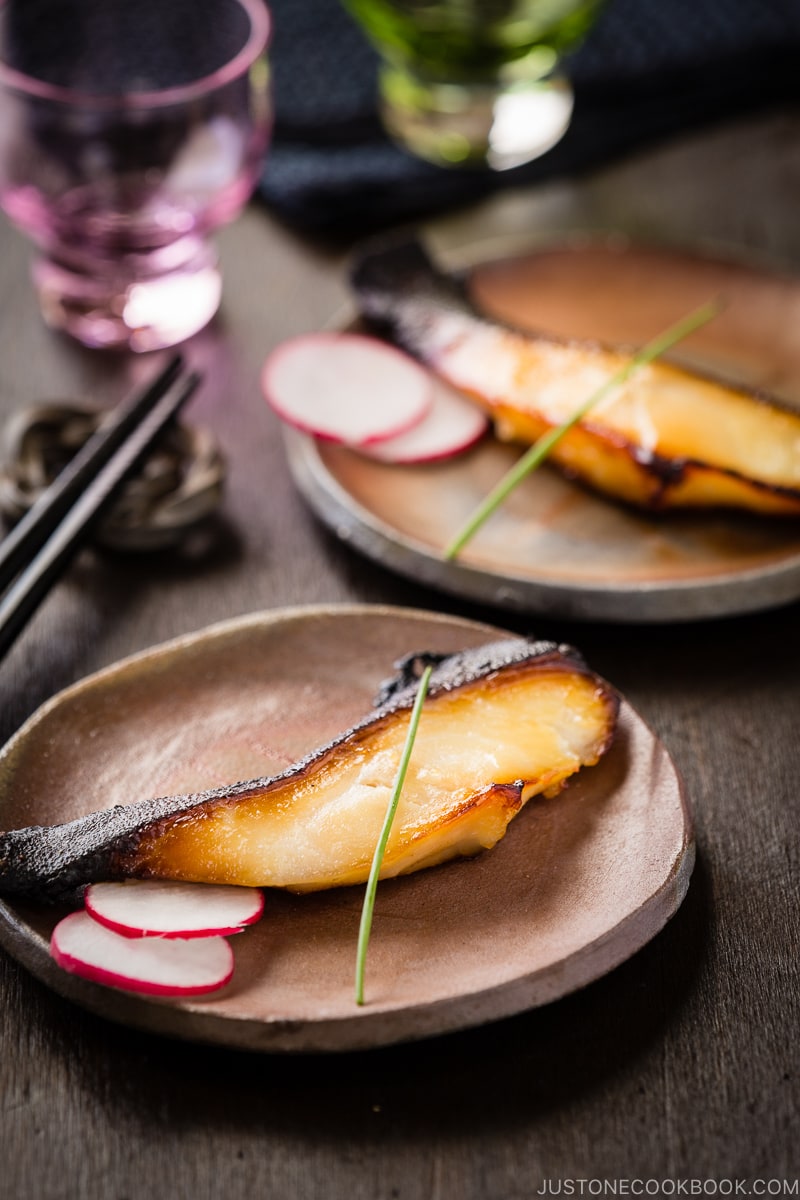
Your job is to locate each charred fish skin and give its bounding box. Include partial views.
[350,239,800,517]
[0,796,200,907]
[372,637,581,707]
[0,638,618,904]
[351,238,477,356]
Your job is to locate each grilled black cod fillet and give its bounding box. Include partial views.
[351,240,800,516]
[0,639,618,903]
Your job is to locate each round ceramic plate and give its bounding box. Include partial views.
[285,238,800,622]
[0,605,692,1052]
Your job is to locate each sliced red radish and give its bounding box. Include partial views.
[262,332,433,446]
[85,880,264,939]
[50,911,234,996]
[359,377,489,464]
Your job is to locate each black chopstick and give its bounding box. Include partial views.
[0,351,184,592]
[0,367,202,663]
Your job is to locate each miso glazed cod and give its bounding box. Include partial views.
[351,240,800,517]
[0,639,619,903]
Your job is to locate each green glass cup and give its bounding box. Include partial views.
[342,0,605,170]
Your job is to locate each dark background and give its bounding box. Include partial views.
[260,0,800,232]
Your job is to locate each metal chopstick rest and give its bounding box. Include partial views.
[0,365,202,663]
[0,352,184,591]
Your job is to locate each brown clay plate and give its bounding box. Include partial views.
[0,605,692,1052]
[285,238,800,622]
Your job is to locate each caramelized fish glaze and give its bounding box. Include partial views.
[0,639,618,902]
[351,240,800,516]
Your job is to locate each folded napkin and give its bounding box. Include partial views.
[260,0,800,235]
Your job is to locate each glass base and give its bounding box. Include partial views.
[32,244,223,352]
[379,68,574,171]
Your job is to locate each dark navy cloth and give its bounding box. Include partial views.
[259,0,800,235]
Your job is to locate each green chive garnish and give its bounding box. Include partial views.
[355,663,433,1006]
[443,299,722,561]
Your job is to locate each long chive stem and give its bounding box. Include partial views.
[443,299,722,561]
[355,664,434,1006]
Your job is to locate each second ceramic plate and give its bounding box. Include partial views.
[286,239,800,622]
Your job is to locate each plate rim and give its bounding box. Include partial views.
[285,428,800,623]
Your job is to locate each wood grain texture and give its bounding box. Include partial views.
[1,110,799,1197]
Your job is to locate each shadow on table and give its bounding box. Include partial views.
[17,846,712,1141]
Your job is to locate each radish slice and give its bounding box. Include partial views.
[51,911,234,996]
[85,880,264,939]
[359,378,489,464]
[262,332,433,445]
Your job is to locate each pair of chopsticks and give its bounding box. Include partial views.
[0,354,202,662]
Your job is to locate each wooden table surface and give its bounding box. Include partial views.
[1,110,799,1197]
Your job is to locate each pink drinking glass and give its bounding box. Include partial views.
[0,0,271,351]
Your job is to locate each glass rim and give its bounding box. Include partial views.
[0,0,271,108]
